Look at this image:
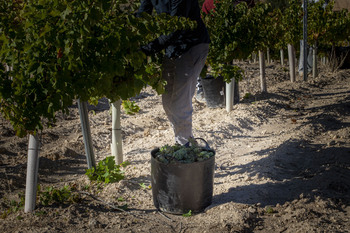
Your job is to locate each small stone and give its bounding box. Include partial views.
[144,128,150,136]
[89,218,102,228]
[248,206,256,214]
[49,152,60,161]
[245,176,252,181]
[0,147,8,154]
[327,141,336,146]
[67,219,75,224]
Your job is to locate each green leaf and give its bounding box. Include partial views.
[122,100,140,115]
[183,210,192,217]
[85,156,129,184]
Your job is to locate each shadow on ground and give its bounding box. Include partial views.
[213,138,350,207]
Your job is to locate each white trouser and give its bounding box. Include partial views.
[161,43,209,145]
[298,40,313,73]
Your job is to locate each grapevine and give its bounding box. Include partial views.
[0,0,195,137]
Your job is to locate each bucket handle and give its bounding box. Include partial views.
[184,138,212,150]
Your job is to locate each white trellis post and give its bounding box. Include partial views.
[253,52,257,63]
[259,50,267,93]
[78,100,96,169]
[288,44,296,82]
[24,134,40,213]
[266,48,271,64]
[312,42,318,78]
[280,48,285,66]
[226,81,233,112]
[111,100,123,164]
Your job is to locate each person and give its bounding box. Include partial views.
[194,0,216,103]
[299,0,315,77]
[298,0,328,76]
[195,0,255,103]
[298,39,313,76]
[136,0,210,145]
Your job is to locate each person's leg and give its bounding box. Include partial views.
[298,40,304,75]
[161,57,176,129]
[162,43,209,145]
[299,40,313,76]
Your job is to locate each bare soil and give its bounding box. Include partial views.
[0,62,349,233]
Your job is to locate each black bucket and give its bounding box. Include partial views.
[150,143,215,214]
[201,75,225,108]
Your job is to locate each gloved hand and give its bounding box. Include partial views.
[139,38,161,56]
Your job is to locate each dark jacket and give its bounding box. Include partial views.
[137,0,210,59]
